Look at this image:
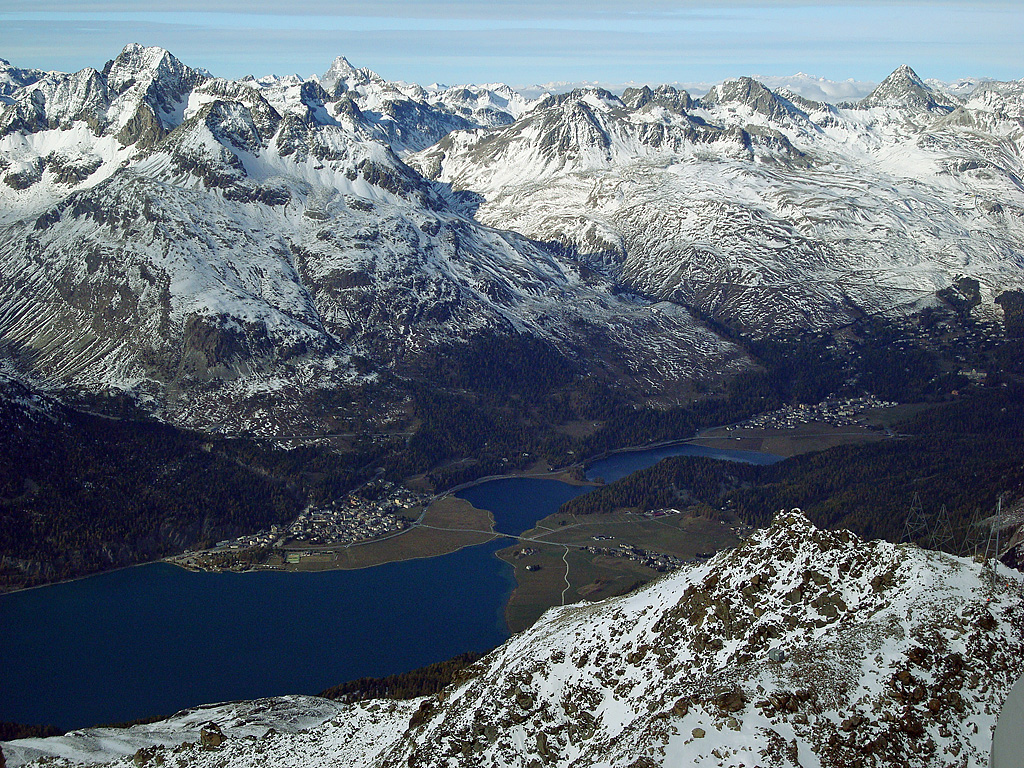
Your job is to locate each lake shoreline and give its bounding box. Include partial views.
[0,432,715,596]
[0,415,886,596]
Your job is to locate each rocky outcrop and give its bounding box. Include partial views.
[198,723,225,750]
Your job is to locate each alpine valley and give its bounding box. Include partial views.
[3,46,1023,439]
[1,43,1023,577]
[3,42,1024,768]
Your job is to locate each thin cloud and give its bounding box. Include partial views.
[1,2,1020,86]
[17,1,1022,15]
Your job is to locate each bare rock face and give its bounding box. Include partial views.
[198,722,225,750]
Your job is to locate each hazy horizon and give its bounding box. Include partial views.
[1,1,1020,92]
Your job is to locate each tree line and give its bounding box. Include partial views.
[318,650,488,702]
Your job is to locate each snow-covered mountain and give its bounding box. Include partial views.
[517,74,876,105]
[414,64,1024,333]
[0,59,47,106]
[0,45,743,434]
[5,511,1022,768]
[2,49,1024,431]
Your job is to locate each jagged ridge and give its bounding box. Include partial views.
[415,65,1024,334]
[0,45,744,435]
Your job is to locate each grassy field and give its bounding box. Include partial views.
[689,422,882,457]
[281,496,498,571]
[687,404,938,458]
[496,511,741,632]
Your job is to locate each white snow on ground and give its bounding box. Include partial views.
[2,696,352,768]
[411,66,1024,332]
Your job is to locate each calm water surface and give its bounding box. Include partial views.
[585,442,782,484]
[0,441,780,731]
[0,542,511,730]
[456,477,592,535]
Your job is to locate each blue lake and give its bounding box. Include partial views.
[585,442,782,484]
[0,542,512,730]
[456,477,592,535]
[0,442,780,731]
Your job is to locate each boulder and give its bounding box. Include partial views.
[715,686,747,713]
[199,722,225,749]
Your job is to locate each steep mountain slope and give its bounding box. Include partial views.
[0,45,744,435]
[0,59,47,105]
[6,511,1022,767]
[314,55,533,152]
[4,50,1024,436]
[858,64,961,112]
[413,66,1024,333]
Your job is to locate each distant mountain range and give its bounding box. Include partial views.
[0,45,1022,437]
[516,72,881,103]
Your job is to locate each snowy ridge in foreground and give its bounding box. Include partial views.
[7,511,1022,768]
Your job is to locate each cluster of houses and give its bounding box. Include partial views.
[283,506,409,546]
[172,482,431,572]
[282,483,429,546]
[729,395,896,431]
[584,542,690,572]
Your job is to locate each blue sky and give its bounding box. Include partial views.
[1,1,1021,88]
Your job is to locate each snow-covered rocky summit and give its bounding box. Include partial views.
[858,64,961,113]
[0,59,47,106]
[7,511,1022,768]
[308,55,537,153]
[2,49,1024,432]
[0,44,208,149]
[415,63,1024,333]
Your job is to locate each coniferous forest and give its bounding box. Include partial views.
[0,383,386,591]
[560,385,1024,553]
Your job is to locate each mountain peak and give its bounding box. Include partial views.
[106,44,174,79]
[891,63,924,83]
[860,64,958,112]
[622,83,692,113]
[0,57,47,101]
[700,76,802,121]
[323,55,358,79]
[104,43,201,92]
[100,43,207,132]
[320,55,382,97]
